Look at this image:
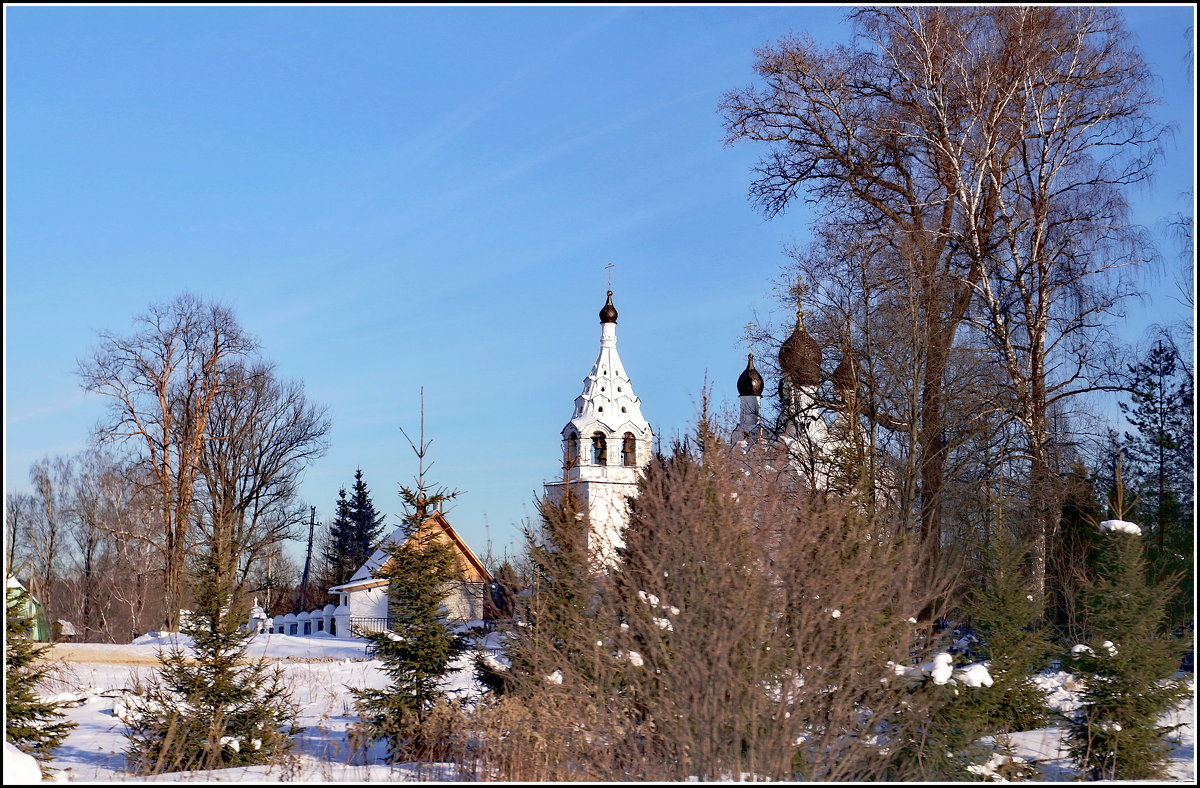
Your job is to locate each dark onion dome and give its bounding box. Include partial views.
[737,353,764,396]
[833,353,858,395]
[779,311,822,388]
[599,290,618,324]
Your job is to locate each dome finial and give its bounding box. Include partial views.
[599,290,618,324]
[790,274,809,330]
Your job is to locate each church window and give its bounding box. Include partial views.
[567,431,579,465]
[622,433,637,466]
[621,407,627,413]
[599,406,604,413]
[591,432,608,465]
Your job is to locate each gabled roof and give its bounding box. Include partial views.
[328,511,494,593]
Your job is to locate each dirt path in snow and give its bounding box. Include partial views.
[40,644,165,665]
[39,643,367,665]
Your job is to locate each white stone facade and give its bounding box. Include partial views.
[545,292,653,564]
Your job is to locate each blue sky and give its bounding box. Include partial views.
[5,5,1195,564]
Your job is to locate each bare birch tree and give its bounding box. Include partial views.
[196,362,330,595]
[5,492,37,580]
[78,293,259,629]
[723,7,1162,591]
[962,7,1161,596]
[27,456,74,626]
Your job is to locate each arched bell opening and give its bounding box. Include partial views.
[622,432,637,467]
[565,431,579,467]
[591,432,608,466]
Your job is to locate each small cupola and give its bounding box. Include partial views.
[833,353,858,399]
[599,290,618,324]
[737,353,764,396]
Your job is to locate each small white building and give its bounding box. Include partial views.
[328,511,494,632]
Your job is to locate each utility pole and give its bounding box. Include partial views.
[297,506,317,613]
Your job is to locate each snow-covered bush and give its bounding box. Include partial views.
[478,426,955,782]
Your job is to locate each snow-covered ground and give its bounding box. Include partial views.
[19,632,483,782]
[10,632,1196,782]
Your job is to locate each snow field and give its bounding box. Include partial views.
[19,632,1196,782]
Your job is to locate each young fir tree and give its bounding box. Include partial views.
[471,481,622,780]
[1063,463,1189,781]
[5,584,76,774]
[1047,465,1105,642]
[963,539,1052,733]
[351,413,467,763]
[122,554,298,774]
[909,538,1053,780]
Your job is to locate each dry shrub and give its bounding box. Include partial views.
[474,429,956,781]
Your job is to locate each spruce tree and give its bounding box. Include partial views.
[1048,466,1104,642]
[1063,466,1189,781]
[471,481,620,778]
[321,487,356,586]
[322,470,388,588]
[963,540,1052,733]
[1120,338,1194,629]
[916,537,1052,781]
[122,554,298,774]
[350,416,466,763]
[348,468,387,564]
[5,585,76,775]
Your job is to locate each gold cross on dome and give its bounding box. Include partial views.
[605,261,616,290]
[790,274,809,304]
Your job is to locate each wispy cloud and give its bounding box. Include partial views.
[6,391,95,427]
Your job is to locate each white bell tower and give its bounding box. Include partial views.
[544,290,653,564]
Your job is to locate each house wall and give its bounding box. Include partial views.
[341,581,485,625]
[347,585,388,620]
[445,582,488,622]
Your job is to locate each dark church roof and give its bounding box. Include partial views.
[599,290,618,324]
[779,310,821,388]
[737,353,764,396]
[833,353,858,395]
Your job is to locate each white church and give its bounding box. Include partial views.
[282,289,841,635]
[542,289,839,565]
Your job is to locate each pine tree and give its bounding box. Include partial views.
[1063,465,1189,781]
[122,554,298,774]
[5,584,76,775]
